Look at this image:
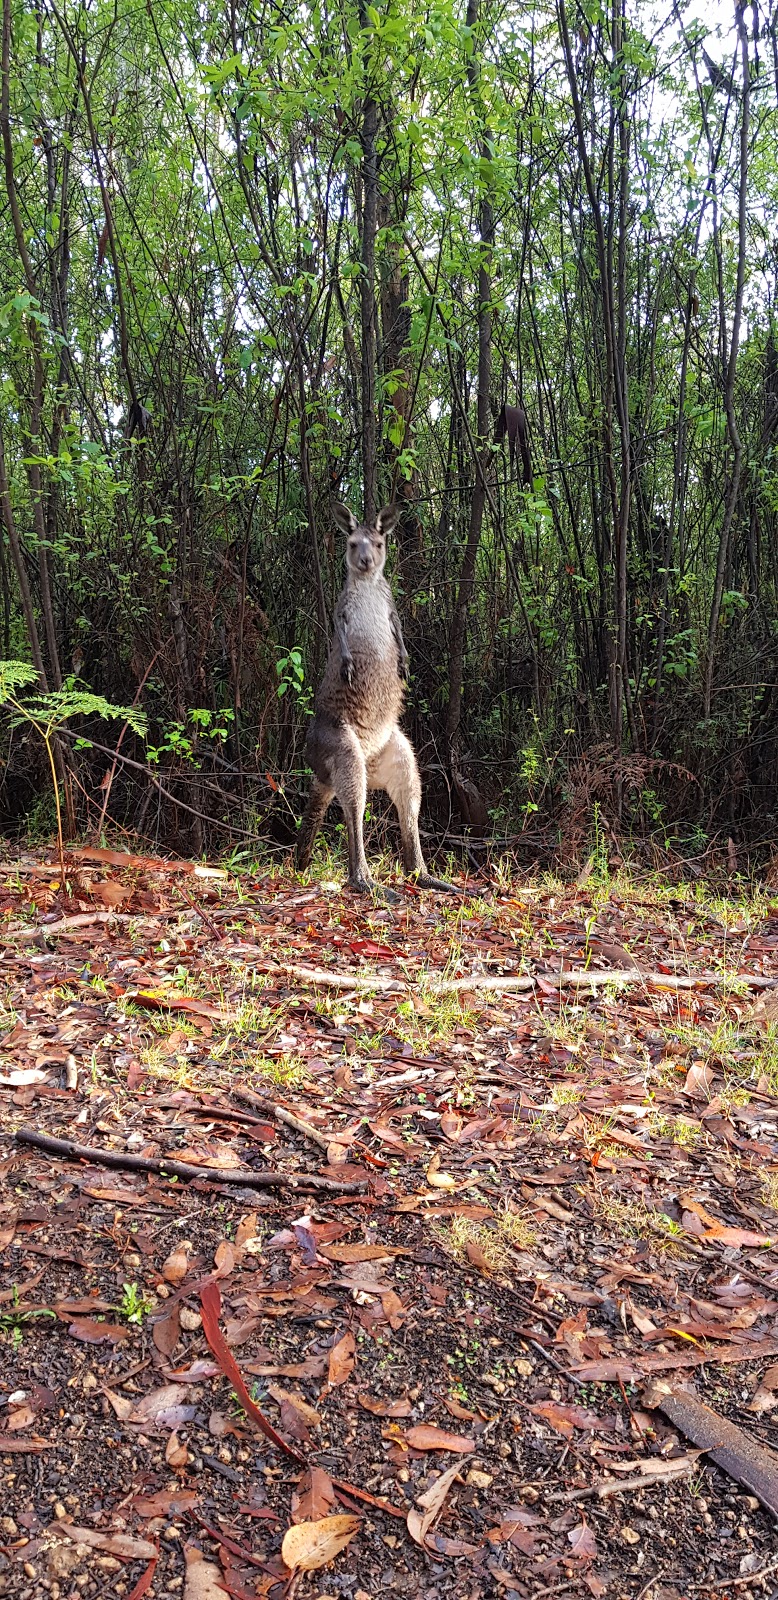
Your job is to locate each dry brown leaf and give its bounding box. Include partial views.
[426,1152,457,1191]
[176,1144,243,1170]
[683,1061,715,1099]
[90,879,131,909]
[381,1290,407,1329]
[267,1384,321,1428]
[6,1405,35,1432]
[444,1396,482,1422]
[183,1544,229,1598]
[530,1401,605,1437]
[680,1197,775,1248]
[103,1388,133,1421]
[128,1384,198,1429]
[407,1460,462,1547]
[749,1364,778,1414]
[281,1514,360,1573]
[134,1489,199,1518]
[357,1394,412,1418]
[67,1317,130,1345]
[234,1212,257,1249]
[165,1430,189,1469]
[318,1243,405,1262]
[152,1301,181,1358]
[465,1240,494,1272]
[58,1525,156,1560]
[0,1210,17,1250]
[568,1522,598,1558]
[214,1240,235,1277]
[404,1424,475,1453]
[291,1466,337,1523]
[328,1330,356,1387]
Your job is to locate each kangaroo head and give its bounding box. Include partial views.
[333,502,399,581]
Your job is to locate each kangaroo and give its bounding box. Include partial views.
[297,501,451,896]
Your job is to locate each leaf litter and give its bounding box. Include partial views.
[3,850,778,1596]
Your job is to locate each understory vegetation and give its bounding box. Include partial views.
[0,0,776,865]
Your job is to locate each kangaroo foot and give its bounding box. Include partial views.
[411,871,456,892]
[348,874,400,904]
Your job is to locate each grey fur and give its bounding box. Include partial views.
[297,502,450,894]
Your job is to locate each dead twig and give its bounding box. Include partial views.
[232,1085,335,1153]
[694,1555,778,1591]
[547,1454,697,1503]
[14,1128,369,1194]
[245,960,776,998]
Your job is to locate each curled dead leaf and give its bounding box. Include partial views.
[214,1240,235,1277]
[357,1394,412,1418]
[748,1364,778,1414]
[267,1383,321,1428]
[165,1430,189,1469]
[407,1460,462,1547]
[281,1514,360,1573]
[426,1151,457,1191]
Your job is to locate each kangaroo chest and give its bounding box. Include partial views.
[343,581,394,656]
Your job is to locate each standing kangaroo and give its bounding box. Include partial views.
[297,501,450,896]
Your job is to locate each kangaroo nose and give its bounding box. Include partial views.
[359,555,371,570]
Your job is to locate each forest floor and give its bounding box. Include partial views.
[2,847,778,1600]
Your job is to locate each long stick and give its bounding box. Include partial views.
[240,959,776,997]
[15,1129,368,1194]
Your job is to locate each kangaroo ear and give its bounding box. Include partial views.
[376,503,399,538]
[332,502,357,535]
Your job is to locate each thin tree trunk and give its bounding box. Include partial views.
[445,0,493,753]
[357,1,378,523]
[702,5,750,721]
[0,422,46,682]
[558,0,629,751]
[1,0,63,689]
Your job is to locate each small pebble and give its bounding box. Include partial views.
[621,1526,640,1545]
[53,1502,67,1520]
[466,1469,493,1489]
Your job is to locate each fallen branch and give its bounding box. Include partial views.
[5,911,135,940]
[14,1129,368,1194]
[548,1454,698,1502]
[249,960,776,998]
[644,1378,778,1517]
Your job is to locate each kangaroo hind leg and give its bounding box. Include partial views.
[369,728,453,891]
[329,726,378,895]
[297,777,334,871]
